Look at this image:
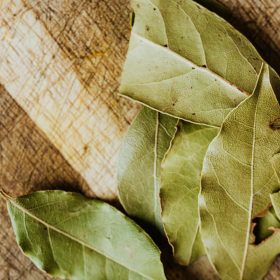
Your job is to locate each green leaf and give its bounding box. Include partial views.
[271,192,280,220]
[200,64,280,280]
[118,107,178,232]
[272,153,280,182]
[194,0,230,16]
[120,0,263,127]
[161,122,217,265]
[243,227,280,280]
[253,208,280,244]
[6,190,166,280]
[241,192,280,279]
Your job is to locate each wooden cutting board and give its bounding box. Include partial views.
[0,0,280,279]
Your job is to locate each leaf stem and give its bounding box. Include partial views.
[0,189,12,201]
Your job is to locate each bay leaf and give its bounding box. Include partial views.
[200,64,280,280]
[118,107,178,232]
[253,208,280,243]
[240,192,280,279]
[243,227,280,280]
[161,122,217,265]
[271,192,280,221]
[120,0,263,127]
[272,152,280,182]
[5,190,166,280]
[195,0,230,16]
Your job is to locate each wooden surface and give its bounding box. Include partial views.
[0,0,280,279]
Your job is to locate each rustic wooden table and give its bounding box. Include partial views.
[1,0,280,279]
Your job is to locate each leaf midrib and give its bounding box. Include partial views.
[153,111,160,224]
[221,62,263,279]
[9,199,153,280]
[131,32,251,98]
[240,70,263,280]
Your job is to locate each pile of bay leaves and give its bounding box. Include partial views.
[118,0,280,279]
[2,0,280,280]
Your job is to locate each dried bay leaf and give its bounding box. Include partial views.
[271,192,280,221]
[195,0,230,15]
[243,228,280,280]
[200,64,280,280]
[253,208,280,244]
[5,190,166,280]
[161,122,217,265]
[240,193,280,279]
[272,152,280,182]
[118,107,178,232]
[120,0,263,127]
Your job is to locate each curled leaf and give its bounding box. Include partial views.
[161,122,217,264]
[120,0,263,127]
[200,64,280,280]
[7,190,166,280]
[242,192,280,279]
[253,207,280,244]
[118,107,178,232]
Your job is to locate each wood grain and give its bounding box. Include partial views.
[0,0,280,279]
[0,0,139,200]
